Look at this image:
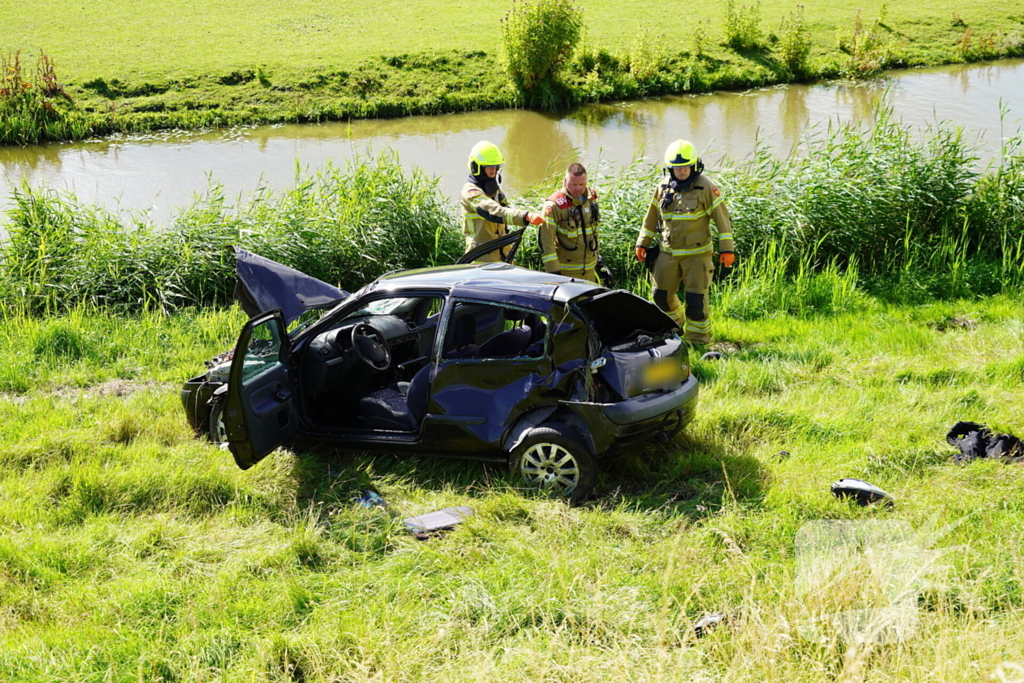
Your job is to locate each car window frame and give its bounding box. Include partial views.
[297,287,450,344]
[437,297,550,364]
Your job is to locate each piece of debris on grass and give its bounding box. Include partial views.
[693,612,728,638]
[354,490,385,508]
[403,506,473,539]
[831,478,895,507]
[930,316,978,332]
[708,341,742,354]
[946,421,1023,464]
[701,351,725,361]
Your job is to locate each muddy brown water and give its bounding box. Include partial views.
[1,59,1022,225]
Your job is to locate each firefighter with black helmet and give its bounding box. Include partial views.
[634,140,735,345]
[539,162,612,285]
[461,141,544,262]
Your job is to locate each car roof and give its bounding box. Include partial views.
[374,263,604,303]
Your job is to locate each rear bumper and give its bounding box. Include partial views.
[602,375,698,425]
[562,375,698,454]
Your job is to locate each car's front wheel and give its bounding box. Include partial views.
[510,424,597,502]
[208,399,228,444]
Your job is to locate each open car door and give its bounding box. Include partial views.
[456,228,526,265]
[224,309,298,469]
[232,246,349,326]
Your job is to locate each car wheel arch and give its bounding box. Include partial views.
[502,406,596,459]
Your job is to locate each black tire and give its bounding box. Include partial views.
[510,424,597,502]
[208,399,228,444]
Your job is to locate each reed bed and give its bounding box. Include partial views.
[0,150,462,315]
[1,111,1022,317]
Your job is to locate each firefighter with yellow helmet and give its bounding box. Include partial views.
[461,141,544,262]
[634,140,735,345]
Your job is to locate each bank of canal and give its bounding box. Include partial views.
[1,59,1022,225]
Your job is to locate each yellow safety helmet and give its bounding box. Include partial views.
[664,139,699,167]
[468,140,505,174]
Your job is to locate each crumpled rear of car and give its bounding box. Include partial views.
[563,289,698,453]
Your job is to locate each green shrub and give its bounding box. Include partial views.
[777,5,813,78]
[629,28,668,85]
[723,0,764,51]
[501,0,584,93]
[0,52,88,145]
[683,20,712,90]
[689,19,710,62]
[836,4,895,77]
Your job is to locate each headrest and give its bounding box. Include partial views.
[453,315,476,347]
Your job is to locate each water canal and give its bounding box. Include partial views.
[1,59,1022,224]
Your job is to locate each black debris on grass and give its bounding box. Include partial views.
[946,421,1023,463]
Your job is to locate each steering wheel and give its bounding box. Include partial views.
[350,323,392,371]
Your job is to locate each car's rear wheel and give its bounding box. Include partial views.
[510,424,597,502]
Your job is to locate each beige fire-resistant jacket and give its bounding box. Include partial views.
[461,182,530,263]
[636,175,733,258]
[539,187,600,281]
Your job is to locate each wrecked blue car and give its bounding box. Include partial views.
[181,247,698,500]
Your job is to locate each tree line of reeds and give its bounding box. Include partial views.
[1,111,1022,317]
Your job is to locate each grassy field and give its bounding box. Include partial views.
[2,0,1018,79]
[1,107,1023,680]
[2,0,1024,142]
[1,294,1023,681]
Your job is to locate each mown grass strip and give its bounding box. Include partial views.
[2,0,1024,143]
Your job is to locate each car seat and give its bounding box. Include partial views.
[475,310,546,358]
[478,325,533,358]
[525,312,546,356]
[444,314,479,359]
[357,363,433,431]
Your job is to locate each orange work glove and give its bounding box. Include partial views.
[527,212,545,226]
[635,246,647,263]
[720,252,735,268]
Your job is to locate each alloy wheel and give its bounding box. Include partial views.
[518,442,581,495]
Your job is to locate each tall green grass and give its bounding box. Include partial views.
[1,298,1023,681]
[2,113,1023,316]
[0,150,462,315]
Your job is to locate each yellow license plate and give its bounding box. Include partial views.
[643,359,682,389]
